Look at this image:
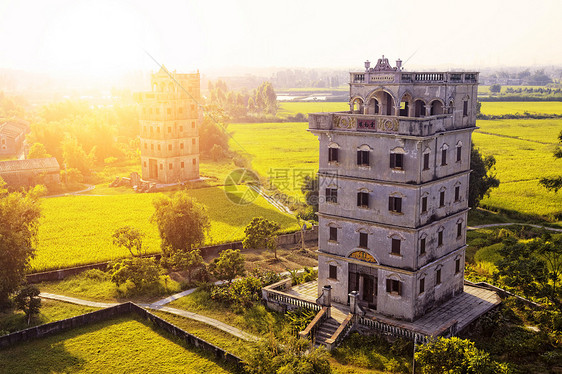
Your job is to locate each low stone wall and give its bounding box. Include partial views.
[26,226,318,284]
[0,302,244,369]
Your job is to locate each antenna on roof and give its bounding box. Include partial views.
[402,50,418,69]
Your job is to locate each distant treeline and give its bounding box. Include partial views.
[479,96,562,102]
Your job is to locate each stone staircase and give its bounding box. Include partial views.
[313,317,341,347]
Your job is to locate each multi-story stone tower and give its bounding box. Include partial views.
[137,67,200,183]
[309,56,478,321]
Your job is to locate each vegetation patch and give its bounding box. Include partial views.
[33,186,300,271]
[0,316,235,374]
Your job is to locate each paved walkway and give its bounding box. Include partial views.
[39,291,259,342]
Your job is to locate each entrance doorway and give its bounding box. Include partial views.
[348,264,378,309]
[149,159,158,180]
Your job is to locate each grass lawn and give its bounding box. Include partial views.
[151,310,252,359]
[33,185,300,272]
[480,101,562,116]
[0,299,98,335]
[229,122,319,200]
[0,316,236,374]
[168,288,285,338]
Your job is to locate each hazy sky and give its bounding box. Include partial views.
[0,0,561,76]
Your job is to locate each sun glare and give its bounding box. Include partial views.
[38,1,158,76]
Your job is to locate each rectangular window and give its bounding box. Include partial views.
[192,139,196,145]
[440,191,445,207]
[329,227,338,241]
[455,186,460,202]
[192,121,195,128]
[168,144,172,151]
[438,231,443,246]
[441,149,447,166]
[423,153,430,170]
[357,150,369,166]
[359,232,368,248]
[388,196,402,213]
[158,145,161,151]
[180,143,184,149]
[436,269,442,285]
[421,196,428,213]
[325,188,337,203]
[357,192,369,208]
[463,101,468,116]
[420,238,426,255]
[390,153,404,169]
[456,146,462,162]
[386,279,402,296]
[391,238,401,255]
[192,159,196,165]
[457,222,463,238]
[419,278,425,294]
[143,161,147,167]
[169,163,173,170]
[455,258,461,274]
[329,265,337,280]
[328,148,339,162]
[181,162,185,168]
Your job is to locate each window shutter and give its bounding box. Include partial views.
[390,153,395,168]
[386,279,391,293]
[388,196,393,210]
[357,151,361,165]
[397,282,402,296]
[357,193,361,206]
[396,198,402,212]
[334,148,339,162]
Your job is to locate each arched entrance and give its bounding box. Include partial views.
[414,100,426,117]
[430,100,444,115]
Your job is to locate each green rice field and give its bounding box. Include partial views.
[0,317,235,374]
[480,101,562,116]
[229,122,319,200]
[277,102,349,118]
[32,185,300,272]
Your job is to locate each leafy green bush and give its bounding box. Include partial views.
[109,257,160,290]
[286,308,316,333]
[289,267,318,285]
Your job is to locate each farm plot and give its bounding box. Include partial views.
[474,118,562,220]
[277,102,349,119]
[32,186,300,272]
[229,122,319,200]
[480,102,562,116]
[0,317,235,374]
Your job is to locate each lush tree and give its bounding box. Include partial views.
[301,174,319,211]
[199,105,230,155]
[27,143,51,159]
[245,333,331,374]
[415,337,509,374]
[243,217,281,259]
[168,249,204,284]
[208,249,245,284]
[151,191,210,254]
[539,130,562,192]
[489,84,502,94]
[0,181,43,306]
[112,226,145,257]
[109,257,160,290]
[62,136,95,176]
[469,144,500,208]
[14,285,41,326]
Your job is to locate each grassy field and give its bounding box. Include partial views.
[229,122,319,200]
[478,85,557,95]
[0,299,98,334]
[277,102,349,118]
[0,316,235,374]
[32,185,300,272]
[473,118,562,220]
[480,101,562,116]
